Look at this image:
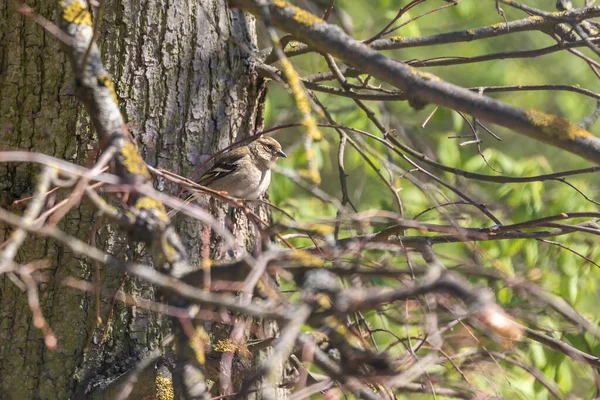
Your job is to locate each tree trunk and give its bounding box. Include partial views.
[0,1,266,398]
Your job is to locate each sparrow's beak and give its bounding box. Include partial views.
[276,150,287,158]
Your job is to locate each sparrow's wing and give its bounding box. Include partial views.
[197,147,249,187]
[166,148,251,219]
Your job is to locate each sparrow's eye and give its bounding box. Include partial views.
[266,144,275,151]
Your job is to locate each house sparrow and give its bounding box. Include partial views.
[195,135,286,200]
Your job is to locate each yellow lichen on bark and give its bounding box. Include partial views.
[316,294,332,310]
[256,279,279,300]
[160,235,178,260]
[120,142,151,178]
[298,168,322,185]
[214,339,238,353]
[324,316,347,335]
[311,331,329,344]
[283,40,301,50]
[97,75,119,104]
[155,376,174,400]
[324,316,364,348]
[134,196,162,211]
[271,0,323,26]
[189,326,208,365]
[134,197,168,222]
[201,258,212,270]
[291,249,324,267]
[213,339,251,358]
[408,66,441,82]
[525,109,593,141]
[60,1,92,26]
[551,11,568,17]
[293,7,323,26]
[305,223,335,236]
[278,58,322,141]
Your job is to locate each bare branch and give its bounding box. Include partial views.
[231,0,600,164]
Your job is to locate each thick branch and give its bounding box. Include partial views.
[230,0,600,165]
[281,7,600,58]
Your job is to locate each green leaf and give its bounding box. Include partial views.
[437,136,461,167]
[378,0,392,10]
[556,359,573,393]
[560,275,578,305]
[264,96,272,125]
[557,249,578,277]
[524,241,539,269]
[498,287,513,304]
[539,316,559,332]
[543,363,557,381]
[533,379,550,400]
[453,0,476,17]
[464,153,487,171]
[530,342,547,369]
[401,12,421,37]
[451,110,464,133]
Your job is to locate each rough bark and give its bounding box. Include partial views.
[0,0,266,398]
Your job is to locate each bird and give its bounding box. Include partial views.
[194,135,286,200]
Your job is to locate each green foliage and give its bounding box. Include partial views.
[262,0,600,397]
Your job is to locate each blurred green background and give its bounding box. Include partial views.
[260,0,600,398]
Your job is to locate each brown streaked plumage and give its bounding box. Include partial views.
[196,136,286,200]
